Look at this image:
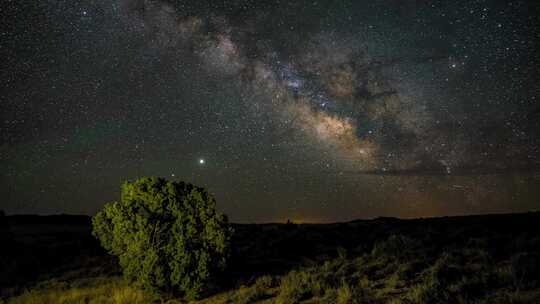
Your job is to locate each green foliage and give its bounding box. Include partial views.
[92,177,232,299]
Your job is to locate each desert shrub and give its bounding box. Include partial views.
[407,278,448,304]
[510,252,540,289]
[371,234,421,261]
[334,281,370,304]
[395,260,428,281]
[336,283,353,304]
[277,270,317,303]
[277,266,341,304]
[406,249,500,304]
[276,257,375,304]
[253,275,276,292]
[406,252,461,303]
[229,276,276,304]
[92,177,232,299]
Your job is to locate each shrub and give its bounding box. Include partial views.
[336,283,353,304]
[92,177,232,299]
[371,234,420,261]
[276,258,366,304]
[277,270,315,303]
[510,252,540,289]
[229,276,276,304]
[406,249,497,303]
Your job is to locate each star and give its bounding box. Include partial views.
[2,0,538,222]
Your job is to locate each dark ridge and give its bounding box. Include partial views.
[2,211,539,299]
[4,214,92,226]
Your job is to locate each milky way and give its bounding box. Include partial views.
[1,0,539,222]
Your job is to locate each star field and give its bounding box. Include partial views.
[1,0,539,222]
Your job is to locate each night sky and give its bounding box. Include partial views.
[2,0,540,222]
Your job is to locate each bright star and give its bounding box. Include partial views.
[199,159,205,165]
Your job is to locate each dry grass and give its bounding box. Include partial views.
[4,277,154,304]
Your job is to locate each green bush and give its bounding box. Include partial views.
[92,177,233,299]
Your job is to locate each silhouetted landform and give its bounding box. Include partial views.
[1,212,539,303]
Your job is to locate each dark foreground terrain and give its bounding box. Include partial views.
[1,212,539,303]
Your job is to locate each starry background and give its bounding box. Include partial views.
[1,0,539,222]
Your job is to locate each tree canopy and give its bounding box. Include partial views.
[92,177,232,299]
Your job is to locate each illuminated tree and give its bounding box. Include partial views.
[92,177,232,299]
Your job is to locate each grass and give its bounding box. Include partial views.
[2,213,540,303]
[7,236,540,304]
[2,277,154,304]
[4,247,540,304]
